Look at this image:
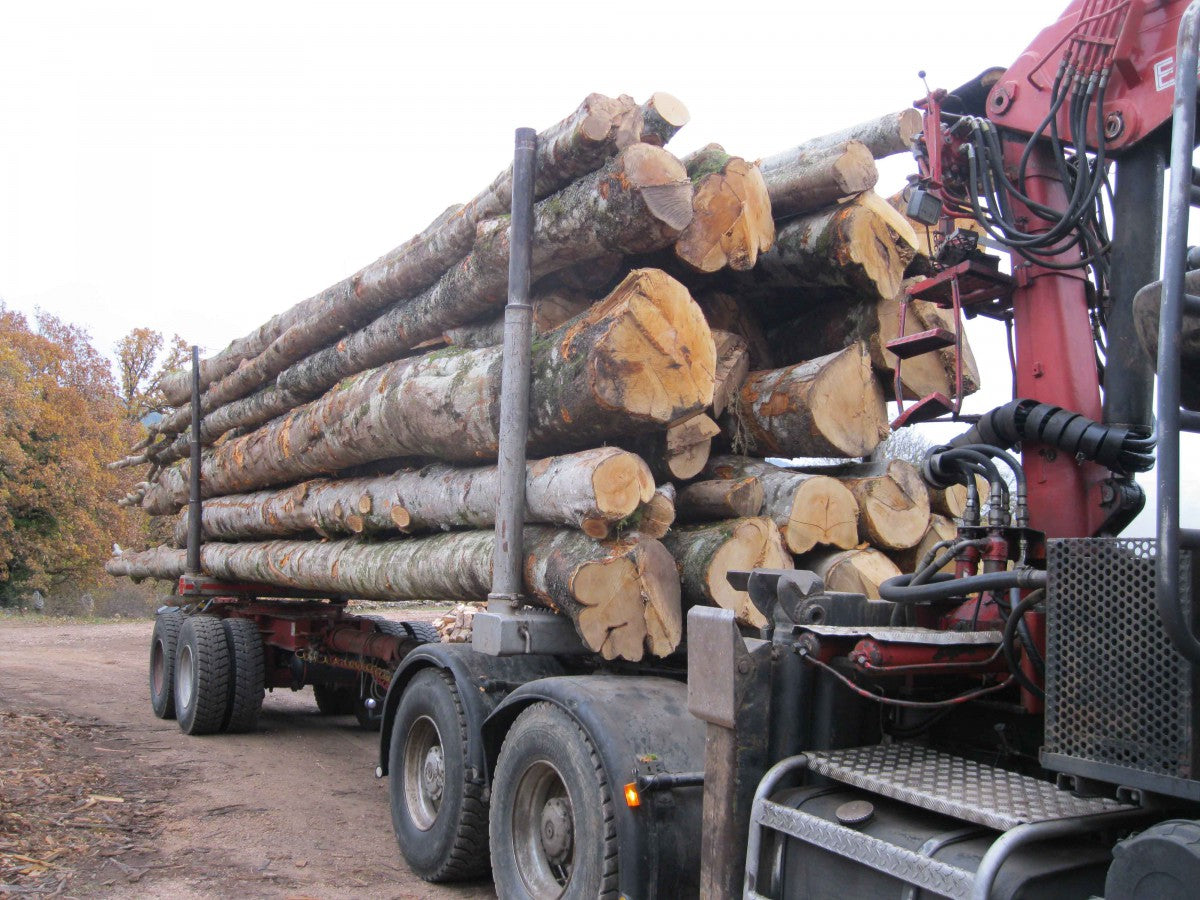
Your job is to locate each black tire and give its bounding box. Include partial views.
[489,702,618,899]
[174,615,231,736]
[221,618,265,734]
[149,609,183,719]
[389,668,489,882]
[313,683,356,715]
[361,614,440,645]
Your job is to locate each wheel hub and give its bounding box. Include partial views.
[540,796,573,865]
[422,745,445,804]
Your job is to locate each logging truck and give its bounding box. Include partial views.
[109,0,1200,895]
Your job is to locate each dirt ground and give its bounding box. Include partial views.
[0,615,497,899]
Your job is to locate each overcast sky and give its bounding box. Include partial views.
[1,0,1192,536]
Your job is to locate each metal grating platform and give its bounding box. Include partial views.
[805,744,1131,832]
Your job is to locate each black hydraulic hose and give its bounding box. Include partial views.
[1002,589,1046,699]
[878,568,1047,605]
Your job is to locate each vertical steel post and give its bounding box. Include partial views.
[489,128,537,606]
[186,345,203,575]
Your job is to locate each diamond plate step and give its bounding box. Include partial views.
[806,744,1132,832]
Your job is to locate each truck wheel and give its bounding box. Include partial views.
[389,668,489,882]
[221,618,265,733]
[174,615,231,736]
[149,609,183,719]
[361,614,440,645]
[490,702,618,899]
[313,683,355,715]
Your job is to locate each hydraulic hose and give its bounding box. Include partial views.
[878,568,1047,605]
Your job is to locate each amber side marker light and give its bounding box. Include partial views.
[623,783,641,808]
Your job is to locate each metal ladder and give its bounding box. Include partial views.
[1156,0,1200,667]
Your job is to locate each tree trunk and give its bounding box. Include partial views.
[696,293,773,369]
[170,448,656,545]
[107,528,682,661]
[722,344,888,459]
[623,413,720,482]
[833,459,930,551]
[154,142,695,444]
[158,93,644,407]
[800,547,901,599]
[660,517,792,629]
[676,477,764,523]
[703,456,859,554]
[748,191,919,309]
[636,483,677,539]
[142,270,715,512]
[616,92,691,148]
[889,514,958,574]
[711,330,750,418]
[791,109,922,161]
[675,145,774,273]
[758,139,878,219]
[442,288,592,349]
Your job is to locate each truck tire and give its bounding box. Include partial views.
[361,614,441,645]
[221,617,265,734]
[174,615,231,736]
[389,668,489,882]
[313,683,356,715]
[149,609,183,719]
[489,702,618,900]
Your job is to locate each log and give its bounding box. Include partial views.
[889,514,958,575]
[675,145,774,273]
[696,293,773,370]
[155,142,696,445]
[710,330,750,418]
[660,517,792,629]
[794,109,922,161]
[169,448,656,545]
[748,191,919,310]
[758,139,878,219]
[800,547,902,600]
[704,456,859,554]
[107,529,682,661]
[142,269,715,512]
[442,287,592,349]
[675,477,764,522]
[616,92,691,148]
[834,459,930,551]
[929,475,988,521]
[158,93,643,407]
[637,484,677,539]
[1133,269,1200,409]
[722,344,888,459]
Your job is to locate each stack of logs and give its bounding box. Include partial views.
[106,91,981,661]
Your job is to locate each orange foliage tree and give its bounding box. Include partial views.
[0,306,158,605]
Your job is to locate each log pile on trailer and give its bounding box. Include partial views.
[107,93,982,659]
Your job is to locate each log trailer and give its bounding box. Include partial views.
[142,0,1200,896]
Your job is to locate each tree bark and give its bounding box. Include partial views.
[833,459,930,551]
[704,456,860,554]
[799,547,902,599]
[758,139,878,219]
[790,109,922,161]
[711,330,750,419]
[660,517,792,629]
[722,344,888,459]
[107,528,682,661]
[142,269,715,512]
[442,287,592,349]
[675,145,774,273]
[169,448,656,545]
[889,514,958,574]
[158,93,644,407]
[154,142,695,445]
[675,477,764,522]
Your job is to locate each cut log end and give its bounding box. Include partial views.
[844,460,931,551]
[701,518,792,629]
[591,451,656,519]
[782,475,860,554]
[637,484,677,540]
[805,547,902,600]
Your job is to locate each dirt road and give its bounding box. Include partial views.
[0,616,496,898]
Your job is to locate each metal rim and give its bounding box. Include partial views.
[403,715,445,831]
[511,759,574,897]
[175,642,195,713]
[151,638,167,697]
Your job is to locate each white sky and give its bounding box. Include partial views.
[1,0,1193,537]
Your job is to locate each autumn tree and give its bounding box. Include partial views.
[114,327,189,421]
[0,305,147,606]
